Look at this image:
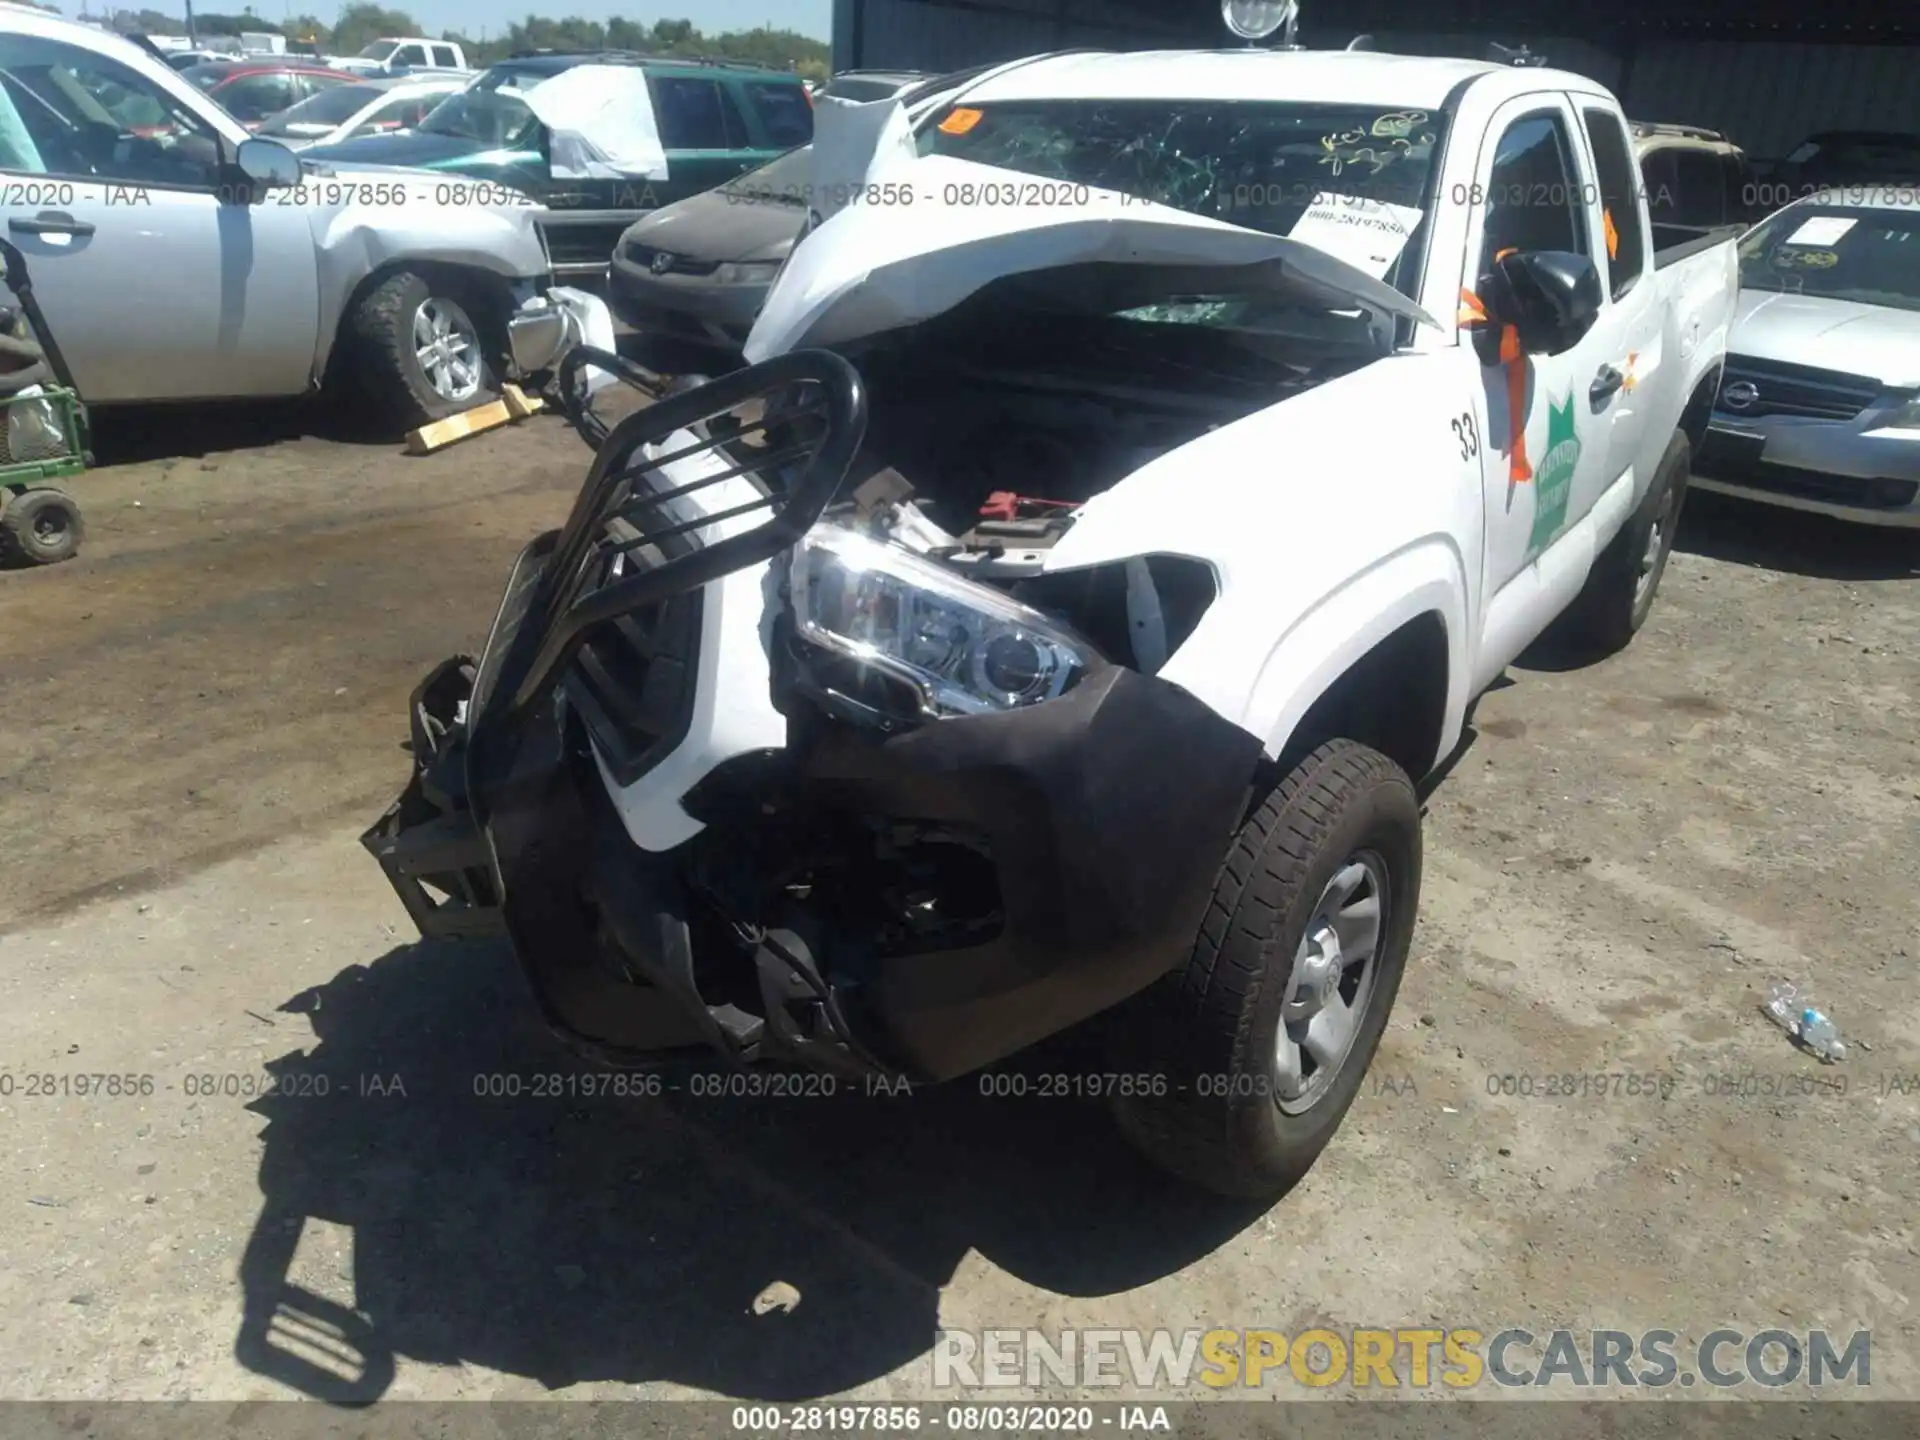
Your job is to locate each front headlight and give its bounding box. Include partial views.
[716,260,784,284]
[791,526,1094,717]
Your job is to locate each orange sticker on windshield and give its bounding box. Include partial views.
[938,107,984,135]
[1604,207,1620,261]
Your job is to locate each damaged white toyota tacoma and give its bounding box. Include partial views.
[366,48,1739,1196]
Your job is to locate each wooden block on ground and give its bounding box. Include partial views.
[405,399,513,456]
[502,383,544,419]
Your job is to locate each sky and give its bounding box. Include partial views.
[175,0,833,43]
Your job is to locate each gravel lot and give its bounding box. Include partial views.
[1,401,1917,1407]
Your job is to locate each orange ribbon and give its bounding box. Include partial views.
[1498,323,1530,482]
[1458,287,1532,483]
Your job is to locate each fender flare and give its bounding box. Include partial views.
[1242,539,1472,766]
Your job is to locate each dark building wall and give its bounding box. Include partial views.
[835,0,1920,161]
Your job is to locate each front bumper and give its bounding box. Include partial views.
[1694,415,1920,527]
[535,209,658,283]
[366,553,1260,1082]
[607,256,768,349]
[362,352,1261,1082]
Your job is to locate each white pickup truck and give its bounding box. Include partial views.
[367,47,1738,1196]
[329,38,471,79]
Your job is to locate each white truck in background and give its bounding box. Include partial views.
[329,37,471,78]
[369,46,1739,1198]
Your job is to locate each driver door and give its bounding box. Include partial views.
[1465,96,1622,689]
[0,33,319,402]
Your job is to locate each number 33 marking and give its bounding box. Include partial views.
[1452,411,1479,461]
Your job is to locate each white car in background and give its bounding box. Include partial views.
[1693,193,1920,526]
[253,74,467,151]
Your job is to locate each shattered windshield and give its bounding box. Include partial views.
[920,99,1446,297]
[1738,205,1920,311]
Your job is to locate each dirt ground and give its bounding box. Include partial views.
[0,399,1917,1409]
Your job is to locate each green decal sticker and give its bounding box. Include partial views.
[1528,392,1581,555]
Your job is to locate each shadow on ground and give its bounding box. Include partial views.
[1676,488,1920,581]
[235,940,1263,1403]
[90,399,393,466]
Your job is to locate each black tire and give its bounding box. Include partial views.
[1560,430,1691,656]
[341,269,499,433]
[1,487,83,565]
[1111,740,1421,1197]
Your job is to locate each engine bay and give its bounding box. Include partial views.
[832,301,1376,575]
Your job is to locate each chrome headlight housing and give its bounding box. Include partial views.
[790,526,1094,717]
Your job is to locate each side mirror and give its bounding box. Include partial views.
[234,137,302,194]
[1476,249,1603,358]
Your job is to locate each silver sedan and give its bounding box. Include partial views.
[1693,192,1920,527]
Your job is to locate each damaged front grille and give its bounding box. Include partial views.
[1719,357,1883,422]
[563,577,701,787]
[471,350,869,747]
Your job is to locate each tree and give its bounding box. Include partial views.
[282,13,330,45]
[329,2,420,54]
[431,14,828,74]
[106,8,184,33]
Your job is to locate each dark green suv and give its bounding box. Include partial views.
[303,51,814,279]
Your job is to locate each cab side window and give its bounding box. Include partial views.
[1639,147,1680,226]
[746,81,812,149]
[0,33,222,188]
[1479,111,1591,278]
[1580,107,1648,299]
[651,76,747,151]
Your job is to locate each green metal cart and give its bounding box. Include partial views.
[0,236,89,566]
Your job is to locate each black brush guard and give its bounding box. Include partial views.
[365,341,1266,1081]
[361,346,869,945]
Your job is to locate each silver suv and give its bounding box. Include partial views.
[1633,123,1757,232]
[0,6,560,430]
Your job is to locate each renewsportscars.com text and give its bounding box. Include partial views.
[932,1327,1871,1390]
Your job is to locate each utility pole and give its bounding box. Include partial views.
[185,0,195,45]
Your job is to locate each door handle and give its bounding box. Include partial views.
[1590,364,1625,405]
[9,211,95,238]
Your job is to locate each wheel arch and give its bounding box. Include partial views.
[317,258,522,389]
[1247,545,1469,785]
[1678,361,1722,451]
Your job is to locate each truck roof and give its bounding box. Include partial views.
[961,49,1557,110]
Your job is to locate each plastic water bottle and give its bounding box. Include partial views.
[1763,981,1801,1037]
[1798,1008,1846,1064]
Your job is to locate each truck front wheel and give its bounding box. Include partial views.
[1112,740,1421,1198]
[1560,430,1691,656]
[343,269,500,433]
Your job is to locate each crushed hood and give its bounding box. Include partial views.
[742,154,1438,363]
